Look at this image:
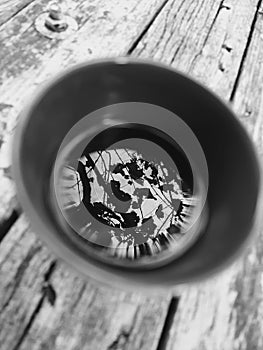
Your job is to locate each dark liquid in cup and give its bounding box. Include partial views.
[51,123,207,268]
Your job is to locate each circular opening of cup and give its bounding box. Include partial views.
[50,102,209,269]
[13,59,262,288]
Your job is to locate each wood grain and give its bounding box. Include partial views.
[132,0,259,100]
[0,0,35,26]
[0,215,56,349]
[0,1,172,349]
[0,0,166,232]
[232,3,263,150]
[0,216,170,350]
[1,0,263,349]
[132,0,263,349]
[18,269,169,350]
[167,3,263,348]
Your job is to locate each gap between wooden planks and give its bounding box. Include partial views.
[0,0,262,349]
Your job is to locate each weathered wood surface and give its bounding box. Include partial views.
[1,0,263,349]
[165,4,263,349]
[0,1,172,349]
[0,216,170,350]
[0,0,167,231]
[0,0,35,26]
[134,0,263,349]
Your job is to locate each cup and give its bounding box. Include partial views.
[12,57,261,291]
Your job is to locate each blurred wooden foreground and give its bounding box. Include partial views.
[1,0,263,349]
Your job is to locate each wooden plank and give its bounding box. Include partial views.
[0,215,56,349]
[0,0,166,230]
[132,1,263,349]
[0,0,35,26]
[0,0,261,349]
[164,5,263,349]
[132,0,259,100]
[166,238,263,350]
[0,216,170,350]
[18,268,169,350]
[231,5,263,151]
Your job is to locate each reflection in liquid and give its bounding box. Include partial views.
[55,134,207,267]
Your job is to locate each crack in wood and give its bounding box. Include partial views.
[127,0,169,55]
[155,297,179,350]
[203,0,225,47]
[0,0,36,29]
[218,61,225,72]
[153,0,177,59]
[134,0,185,60]
[156,1,176,54]
[169,0,210,65]
[43,260,57,282]
[230,0,263,101]
[170,39,184,65]
[188,0,225,71]
[222,43,233,52]
[221,4,231,10]
[68,282,87,312]
[164,0,197,61]
[107,307,140,350]
[0,208,21,243]
[1,244,42,312]
[107,329,131,350]
[12,260,57,350]
[42,282,57,307]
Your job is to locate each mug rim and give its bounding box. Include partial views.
[12,56,263,293]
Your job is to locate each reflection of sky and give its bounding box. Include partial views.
[58,138,197,253]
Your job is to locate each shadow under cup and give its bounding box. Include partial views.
[13,58,261,289]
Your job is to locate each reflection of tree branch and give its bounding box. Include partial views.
[83,154,108,193]
[145,178,172,208]
[77,162,91,204]
[126,150,173,209]
[154,168,173,206]
[145,204,170,218]
[105,150,112,169]
[105,151,113,205]
[119,182,130,190]
[98,151,114,205]
[65,164,75,171]
[124,148,134,159]
[125,150,173,207]
[98,151,114,181]
[156,164,173,203]
[139,159,173,208]
[114,149,144,220]
[64,178,81,190]
[155,209,174,237]
[85,154,101,176]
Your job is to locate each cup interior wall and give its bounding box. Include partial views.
[17,61,261,285]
